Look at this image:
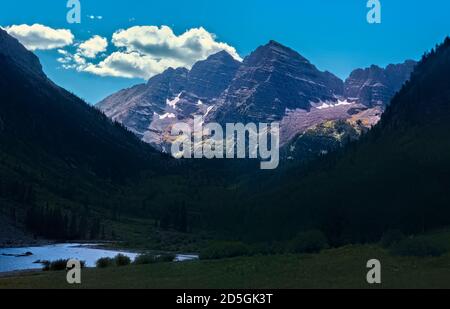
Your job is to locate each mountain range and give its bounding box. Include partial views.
[97,40,416,155]
[2,25,450,246]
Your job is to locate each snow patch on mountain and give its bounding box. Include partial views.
[159,113,177,120]
[204,106,214,117]
[166,92,183,108]
[313,99,352,110]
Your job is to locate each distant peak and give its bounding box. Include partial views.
[403,59,417,65]
[175,67,189,74]
[369,64,382,70]
[263,40,295,52]
[211,50,232,58]
[146,66,188,84]
[267,40,283,47]
[162,66,189,75]
[204,50,241,64]
[247,40,309,64]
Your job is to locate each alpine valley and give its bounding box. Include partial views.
[2,24,450,282]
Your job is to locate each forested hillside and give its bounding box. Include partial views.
[225,38,450,244]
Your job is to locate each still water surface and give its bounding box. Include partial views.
[0,243,198,273]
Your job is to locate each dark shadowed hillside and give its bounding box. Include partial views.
[224,38,450,244]
[0,29,170,241]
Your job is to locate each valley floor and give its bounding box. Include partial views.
[1,245,449,289]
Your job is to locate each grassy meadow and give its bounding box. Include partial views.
[1,243,449,289]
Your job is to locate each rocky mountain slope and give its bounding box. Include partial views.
[98,51,241,150]
[209,40,344,124]
[344,60,417,107]
[0,29,45,79]
[97,40,416,155]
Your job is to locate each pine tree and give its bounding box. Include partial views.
[178,203,188,233]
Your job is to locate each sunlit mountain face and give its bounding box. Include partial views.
[97,40,415,159]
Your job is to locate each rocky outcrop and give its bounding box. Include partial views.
[97,51,241,149]
[97,40,415,153]
[344,60,416,107]
[210,40,344,125]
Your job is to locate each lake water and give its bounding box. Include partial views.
[0,244,198,273]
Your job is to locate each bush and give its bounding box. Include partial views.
[391,238,447,257]
[155,254,176,263]
[380,230,405,248]
[133,254,154,265]
[48,259,69,271]
[96,257,114,268]
[114,254,131,266]
[200,241,251,260]
[289,230,329,254]
[134,253,175,265]
[41,260,51,271]
[43,259,86,271]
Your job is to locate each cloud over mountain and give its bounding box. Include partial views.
[4,24,74,51]
[112,26,241,64]
[76,25,241,79]
[77,35,108,58]
[82,51,181,79]
[3,23,241,80]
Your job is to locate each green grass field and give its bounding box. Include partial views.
[1,244,450,289]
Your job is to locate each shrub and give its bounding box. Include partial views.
[96,257,114,268]
[133,254,155,265]
[268,242,289,255]
[43,259,86,271]
[134,253,175,265]
[41,260,51,271]
[249,243,276,256]
[48,259,69,271]
[200,241,251,260]
[289,230,329,254]
[380,230,405,248]
[391,238,447,257]
[114,254,131,266]
[155,254,176,263]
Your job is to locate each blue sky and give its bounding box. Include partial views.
[1,0,449,103]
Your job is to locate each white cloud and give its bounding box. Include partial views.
[73,54,87,66]
[82,51,183,79]
[112,25,241,65]
[57,56,72,64]
[5,24,74,51]
[77,35,108,58]
[59,25,241,80]
[87,15,103,20]
[57,49,69,56]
